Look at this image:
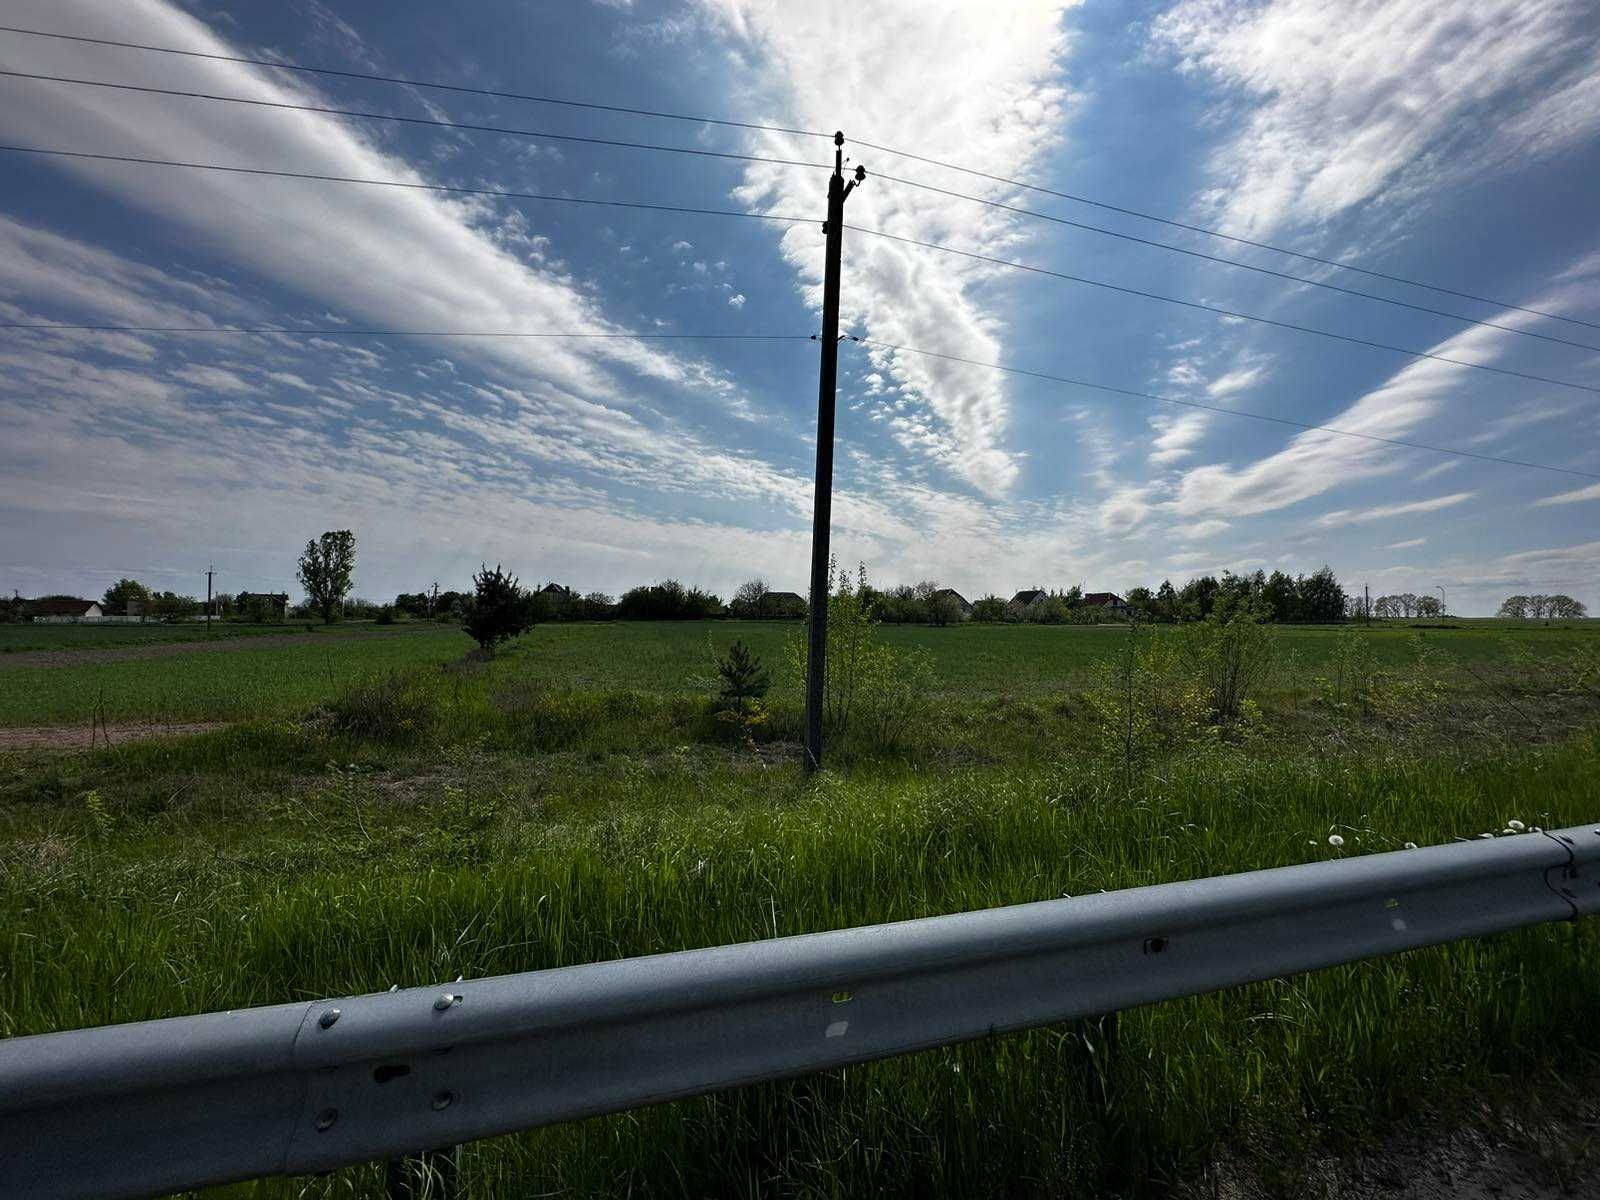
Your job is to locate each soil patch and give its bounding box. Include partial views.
[0,625,438,669]
[0,721,229,752]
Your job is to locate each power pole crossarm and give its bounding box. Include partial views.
[803,132,866,775]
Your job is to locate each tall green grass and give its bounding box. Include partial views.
[2,729,1597,1196]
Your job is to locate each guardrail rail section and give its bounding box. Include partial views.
[3,826,1597,1199]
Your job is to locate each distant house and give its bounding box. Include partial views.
[1081,591,1132,618]
[760,591,807,619]
[1007,589,1047,617]
[238,592,289,619]
[28,597,103,623]
[931,588,972,617]
[539,583,576,610]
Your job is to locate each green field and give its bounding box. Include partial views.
[2,616,1599,1197]
[0,620,327,654]
[2,617,1595,727]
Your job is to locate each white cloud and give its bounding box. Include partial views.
[1169,296,1568,520]
[1535,481,1600,506]
[1206,365,1264,398]
[0,0,738,405]
[727,293,746,309]
[700,0,1079,495]
[1150,0,1600,238]
[1318,492,1474,526]
[1149,411,1210,465]
[1381,537,1426,551]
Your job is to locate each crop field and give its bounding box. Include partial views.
[3,616,1600,1197]
[0,620,317,654]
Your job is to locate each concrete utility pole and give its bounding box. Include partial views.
[1436,585,1446,616]
[205,565,214,635]
[803,131,866,775]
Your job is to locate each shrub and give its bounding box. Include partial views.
[463,563,535,654]
[1175,598,1276,721]
[786,561,936,751]
[1086,626,1208,770]
[969,595,1008,623]
[327,672,438,744]
[713,640,771,742]
[617,579,724,620]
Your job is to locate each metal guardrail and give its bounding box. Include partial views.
[3,825,1597,1199]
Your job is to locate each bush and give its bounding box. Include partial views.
[1176,598,1276,721]
[326,672,438,744]
[1086,627,1208,768]
[713,640,771,742]
[617,579,723,620]
[463,563,535,654]
[969,595,1008,623]
[786,561,936,752]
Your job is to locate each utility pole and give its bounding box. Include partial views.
[1364,583,1371,627]
[205,565,214,636]
[1436,585,1446,617]
[430,581,439,619]
[803,131,866,775]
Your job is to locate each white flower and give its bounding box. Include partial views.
[1328,834,1345,847]
[1507,819,1526,832]
[1479,832,1495,839]
[1404,842,1417,850]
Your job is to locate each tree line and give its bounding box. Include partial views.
[4,532,1590,626]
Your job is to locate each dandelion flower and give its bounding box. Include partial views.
[1507,819,1526,832]
[1328,834,1345,847]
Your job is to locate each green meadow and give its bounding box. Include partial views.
[2,616,1599,1197]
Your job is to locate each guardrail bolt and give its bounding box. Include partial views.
[433,993,459,1012]
[432,1090,455,1111]
[318,1008,341,1029]
[315,1108,338,1132]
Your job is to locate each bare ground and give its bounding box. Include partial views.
[0,625,437,669]
[1187,1083,1600,1200]
[0,721,229,752]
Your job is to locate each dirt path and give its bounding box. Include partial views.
[0,625,438,669]
[0,720,230,752]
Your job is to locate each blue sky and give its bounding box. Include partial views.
[1,0,1597,614]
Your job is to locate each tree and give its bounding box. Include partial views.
[102,578,150,614]
[716,639,771,709]
[970,594,1008,622]
[1548,595,1588,619]
[1296,566,1347,624]
[1262,570,1298,623]
[297,530,356,624]
[732,577,770,618]
[462,563,534,653]
[1154,579,1179,622]
[929,593,965,626]
[1497,595,1530,619]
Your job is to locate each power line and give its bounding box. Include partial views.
[12,64,1588,358]
[853,141,1600,334]
[846,224,1600,397]
[8,140,1592,396]
[875,172,1600,354]
[0,144,810,225]
[9,21,1590,334]
[848,337,1600,482]
[0,69,833,174]
[0,23,831,141]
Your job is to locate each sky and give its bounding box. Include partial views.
[1,0,1597,614]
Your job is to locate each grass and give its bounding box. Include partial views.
[2,616,1600,1196]
[0,620,342,654]
[0,626,466,725]
[3,617,1595,726]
